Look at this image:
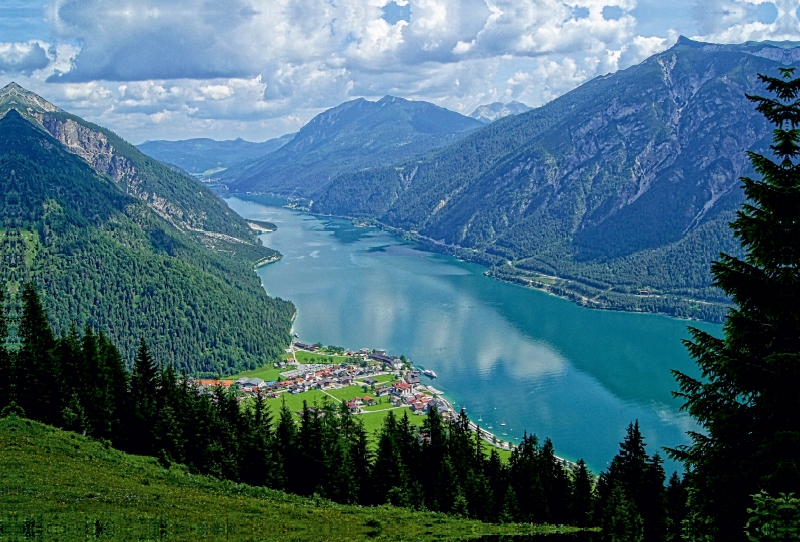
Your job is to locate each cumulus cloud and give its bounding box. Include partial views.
[0,41,50,74]
[693,0,800,43]
[0,0,794,142]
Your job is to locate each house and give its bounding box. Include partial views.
[392,381,413,397]
[405,371,421,385]
[411,401,427,413]
[375,386,392,397]
[362,396,376,406]
[345,399,360,413]
[363,377,378,386]
[340,377,353,386]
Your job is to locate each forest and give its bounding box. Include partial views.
[0,108,295,375]
[1,282,688,539]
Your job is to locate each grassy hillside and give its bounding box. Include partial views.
[0,416,581,541]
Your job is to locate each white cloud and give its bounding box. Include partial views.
[0,41,50,74]
[1,0,799,141]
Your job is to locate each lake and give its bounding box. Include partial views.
[226,196,721,473]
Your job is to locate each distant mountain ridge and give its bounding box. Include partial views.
[137,134,295,175]
[469,101,532,123]
[222,95,483,196]
[310,37,800,322]
[0,83,294,374]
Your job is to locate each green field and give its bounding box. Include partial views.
[2,415,574,541]
[225,364,284,382]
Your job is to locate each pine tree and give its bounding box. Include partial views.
[0,288,11,412]
[671,68,800,540]
[605,486,644,542]
[597,421,667,542]
[128,339,159,454]
[15,283,60,425]
[571,459,595,528]
[273,396,298,493]
[665,471,687,541]
[371,411,408,505]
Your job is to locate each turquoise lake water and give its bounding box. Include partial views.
[226,197,721,474]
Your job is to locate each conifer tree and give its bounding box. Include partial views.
[571,459,595,528]
[371,410,408,504]
[665,472,687,541]
[274,397,298,492]
[128,339,159,454]
[671,68,800,540]
[16,283,60,425]
[0,288,11,412]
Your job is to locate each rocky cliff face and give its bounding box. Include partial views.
[0,82,259,250]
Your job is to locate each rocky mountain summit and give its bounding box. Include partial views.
[469,100,532,123]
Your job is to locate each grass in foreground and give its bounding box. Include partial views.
[0,416,589,541]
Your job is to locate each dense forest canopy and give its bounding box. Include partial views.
[0,86,295,375]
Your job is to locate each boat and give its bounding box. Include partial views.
[487,425,493,429]
[502,433,508,436]
[500,422,506,426]
[478,416,483,422]
[422,369,437,379]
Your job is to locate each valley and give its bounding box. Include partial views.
[226,196,721,473]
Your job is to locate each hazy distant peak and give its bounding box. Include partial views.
[469,100,531,123]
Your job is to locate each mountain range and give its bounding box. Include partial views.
[302,37,798,322]
[220,95,484,196]
[0,82,294,374]
[137,134,295,175]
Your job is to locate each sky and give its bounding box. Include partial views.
[1,0,799,143]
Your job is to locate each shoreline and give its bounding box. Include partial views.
[230,192,727,324]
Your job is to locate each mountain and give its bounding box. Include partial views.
[469,101,532,123]
[222,95,484,197]
[137,134,295,175]
[0,83,294,374]
[312,38,800,322]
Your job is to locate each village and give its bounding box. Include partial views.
[196,341,520,452]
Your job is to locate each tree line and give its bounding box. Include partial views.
[1,282,691,538]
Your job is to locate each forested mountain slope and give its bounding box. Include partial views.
[0,84,294,374]
[313,38,799,321]
[137,134,295,175]
[223,96,483,196]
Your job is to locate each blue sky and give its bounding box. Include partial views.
[2,0,800,142]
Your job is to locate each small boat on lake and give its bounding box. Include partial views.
[500,422,506,426]
[422,369,437,379]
